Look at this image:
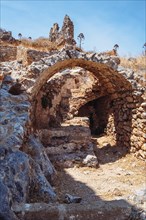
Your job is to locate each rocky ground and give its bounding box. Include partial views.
[54,135,146,218]
[12,136,146,219]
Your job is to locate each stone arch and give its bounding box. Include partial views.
[30,58,134,154]
[33,68,108,129]
[31,58,132,99]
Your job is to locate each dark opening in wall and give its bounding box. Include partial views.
[77,96,111,135]
[41,95,52,109]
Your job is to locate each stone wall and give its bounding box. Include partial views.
[17,46,54,65]
[130,93,146,159]
[106,90,145,159]
[28,50,145,160]
[0,45,17,62]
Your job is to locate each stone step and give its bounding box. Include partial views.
[38,117,96,168]
[39,127,91,138]
[46,143,81,155]
[14,200,133,220]
[61,117,89,127]
[39,117,91,146]
[39,127,91,147]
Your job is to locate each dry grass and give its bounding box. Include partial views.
[20,37,58,52]
[0,37,58,51]
[120,55,146,71]
[1,36,84,53]
[20,38,83,52]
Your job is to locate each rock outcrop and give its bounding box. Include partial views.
[0,29,14,42]
[49,23,59,42]
[0,77,56,219]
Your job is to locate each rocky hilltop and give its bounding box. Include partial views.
[0,15,146,220]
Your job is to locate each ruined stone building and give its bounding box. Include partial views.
[49,15,76,48]
[0,15,146,220]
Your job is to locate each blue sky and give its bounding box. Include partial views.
[1,0,145,56]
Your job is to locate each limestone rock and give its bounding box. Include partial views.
[24,135,56,182]
[0,29,15,42]
[60,15,74,44]
[49,23,59,42]
[0,75,57,217]
[83,154,98,168]
[8,80,25,95]
[0,179,18,220]
[141,102,146,108]
[141,144,146,151]
[64,194,82,204]
[141,112,146,119]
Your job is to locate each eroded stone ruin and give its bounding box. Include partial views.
[0,15,146,220]
[49,15,76,48]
